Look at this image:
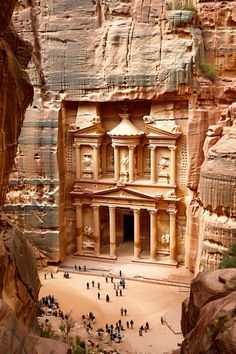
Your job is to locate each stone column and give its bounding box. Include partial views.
[103,144,107,175]
[150,146,156,183]
[109,206,116,257]
[75,144,81,180]
[128,146,135,182]
[93,145,99,180]
[169,146,177,185]
[76,204,83,253]
[169,210,177,262]
[93,205,100,255]
[113,145,120,182]
[133,209,141,259]
[149,209,157,260]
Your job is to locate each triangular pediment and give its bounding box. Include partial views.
[73,123,105,137]
[93,187,161,200]
[146,124,180,139]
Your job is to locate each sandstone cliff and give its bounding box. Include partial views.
[5,1,236,272]
[0,1,70,352]
[181,268,236,354]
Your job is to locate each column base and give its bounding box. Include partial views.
[132,256,140,261]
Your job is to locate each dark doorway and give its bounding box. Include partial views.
[123,214,134,241]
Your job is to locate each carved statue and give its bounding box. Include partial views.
[91,115,101,124]
[143,115,155,124]
[83,153,92,168]
[120,155,128,173]
[171,125,181,133]
[69,123,78,130]
[160,233,170,245]
[159,156,169,171]
[83,225,94,237]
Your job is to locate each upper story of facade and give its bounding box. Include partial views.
[70,103,182,199]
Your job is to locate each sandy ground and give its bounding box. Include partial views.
[39,270,187,354]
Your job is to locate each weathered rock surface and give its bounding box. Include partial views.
[196,110,236,271]
[0,0,33,208]
[181,269,236,354]
[6,1,236,270]
[0,300,70,354]
[0,1,69,353]
[0,216,40,327]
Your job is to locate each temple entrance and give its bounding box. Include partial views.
[123,214,134,241]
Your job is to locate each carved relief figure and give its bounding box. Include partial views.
[159,156,169,171]
[143,115,155,124]
[83,225,95,250]
[120,155,128,173]
[83,153,92,169]
[83,225,94,237]
[161,233,170,245]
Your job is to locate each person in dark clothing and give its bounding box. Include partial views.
[106,294,110,302]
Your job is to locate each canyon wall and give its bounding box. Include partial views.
[0,0,40,325]
[0,1,70,352]
[6,0,236,270]
[181,268,236,353]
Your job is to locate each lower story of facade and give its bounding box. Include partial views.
[72,185,178,265]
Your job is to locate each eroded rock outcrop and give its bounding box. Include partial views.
[181,269,236,354]
[0,216,40,327]
[0,1,69,352]
[196,107,236,271]
[5,1,236,271]
[0,300,70,354]
[0,0,33,208]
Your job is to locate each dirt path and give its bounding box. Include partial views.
[39,271,186,354]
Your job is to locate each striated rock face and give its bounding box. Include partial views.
[0,216,40,327]
[181,269,236,354]
[5,1,236,270]
[0,1,70,353]
[0,300,70,354]
[0,0,33,208]
[197,110,236,271]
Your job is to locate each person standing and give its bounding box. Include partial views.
[111,276,113,283]
[126,321,129,329]
[97,292,100,300]
[84,265,86,271]
[92,280,95,287]
[74,265,77,271]
[106,294,110,302]
[119,270,122,277]
[86,282,89,290]
[44,273,47,280]
[130,320,134,329]
[97,282,100,290]
[119,289,122,296]
[105,277,108,283]
[124,308,127,316]
[116,289,118,296]
[120,307,124,316]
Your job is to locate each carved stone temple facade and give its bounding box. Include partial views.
[7,0,236,271]
[69,105,182,264]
